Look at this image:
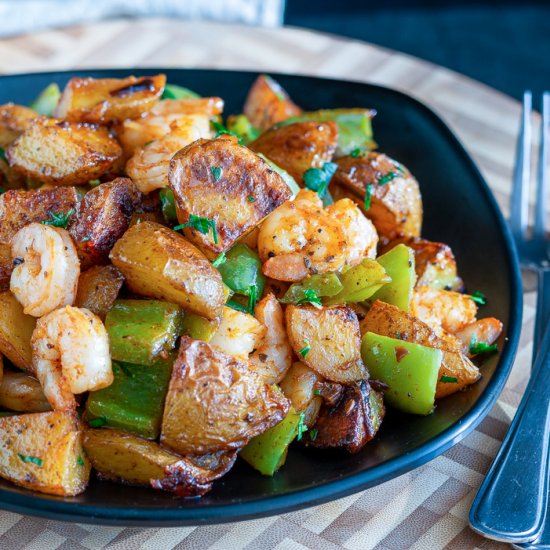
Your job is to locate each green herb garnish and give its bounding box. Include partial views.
[378,171,399,185]
[469,334,498,355]
[17,453,43,466]
[88,417,107,428]
[303,162,338,198]
[296,412,308,441]
[211,121,243,144]
[313,389,321,397]
[81,236,91,242]
[41,208,74,229]
[350,147,366,158]
[470,290,487,305]
[364,183,373,211]
[296,288,322,309]
[226,299,250,314]
[0,188,5,195]
[298,340,311,359]
[247,195,255,203]
[247,284,257,315]
[439,375,458,384]
[174,214,218,244]
[77,455,85,466]
[211,166,223,182]
[89,179,101,187]
[0,148,7,162]
[212,252,227,268]
[309,428,318,441]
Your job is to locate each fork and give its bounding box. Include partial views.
[469,91,550,544]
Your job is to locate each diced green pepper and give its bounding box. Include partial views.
[161,84,200,100]
[370,244,416,312]
[105,300,184,365]
[281,273,343,304]
[256,153,300,197]
[325,259,390,304]
[180,312,218,342]
[276,109,376,156]
[240,408,301,475]
[217,244,265,299]
[30,83,61,116]
[159,188,178,225]
[227,114,261,145]
[361,332,442,415]
[86,359,173,439]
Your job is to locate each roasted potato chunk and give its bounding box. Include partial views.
[74,265,124,319]
[285,305,367,383]
[55,74,166,123]
[249,121,338,183]
[380,237,464,291]
[0,411,90,496]
[69,178,140,268]
[0,369,50,412]
[360,300,480,398]
[0,291,36,372]
[0,243,13,291]
[169,137,292,258]
[83,428,236,497]
[243,74,302,131]
[305,380,385,453]
[331,151,422,241]
[0,187,80,246]
[0,103,40,147]
[6,119,121,185]
[110,221,225,320]
[161,337,289,455]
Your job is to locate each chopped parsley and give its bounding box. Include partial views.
[469,334,498,355]
[174,214,218,244]
[364,183,373,211]
[303,162,338,198]
[247,195,255,203]
[313,389,321,397]
[0,148,6,162]
[227,299,250,314]
[296,412,308,441]
[212,252,227,268]
[81,236,91,242]
[211,166,223,182]
[88,179,101,187]
[88,417,107,428]
[470,290,487,305]
[17,453,43,466]
[298,340,311,359]
[0,188,5,195]
[309,428,318,441]
[41,208,74,229]
[211,121,243,144]
[350,147,367,158]
[296,288,322,309]
[77,455,85,466]
[247,284,257,315]
[378,171,399,185]
[439,375,458,384]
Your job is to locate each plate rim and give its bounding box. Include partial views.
[0,67,523,526]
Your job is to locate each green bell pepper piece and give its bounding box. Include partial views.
[105,300,184,365]
[159,188,178,225]
[30,83,61,116]
[227,114,261,145]
[361,332,442,415]
[161,83,200,100]
[281,273,343,304]
[370,244,416,312]
[180,312,218,342]
[86,359,173,439]
[277,108,376,156]
[217,244,265,299]
[256,153,300,197]
[325,259,390,304]
[240,408,301,475]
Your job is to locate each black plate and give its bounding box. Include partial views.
[0,69,522,526]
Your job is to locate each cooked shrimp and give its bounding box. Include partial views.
[32,306,112,411]
[455,317,503,355]
[126,115,210,194]
[250,294,293,384]
[10,223,80,317]
[411,286,477,335]
[258,189,378,282]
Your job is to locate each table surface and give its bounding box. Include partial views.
[0,18,542,550]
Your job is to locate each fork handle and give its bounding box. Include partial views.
[469,319,550,543]
[534,268,550,356]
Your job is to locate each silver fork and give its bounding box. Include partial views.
[469,91,550,544]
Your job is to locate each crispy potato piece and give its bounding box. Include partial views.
[0,157,24,191]
[0,243,13,291]
[0,103,40,148]
[0,291,36,372]
[0,411,90,496]
[83,428,236,497]
[243,74,302,131]
[55,74,166,123]
[0,187,80,246]
[285,305,367,383]
[249,121,338,183]
[74,265,124,319]
[331,152,422,241]
[380,237,464,291]
[69,178,140,269]
[169,137,292,258]
[161,337,289,455]
[0,369,51,412]
[305,380,385,453]
[7,119,121,186]
[110,221,225,320]
[360,300,480,398]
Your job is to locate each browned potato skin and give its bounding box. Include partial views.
[0,243,13,291]
[55,74,166,123]
[0,411,90,496]
[285,305,367,383]
[331,152,422,241]
[243,75,302,131]
[0,103,40,148]
[305,380,385,453]
[110,221,225,320]
[360,300,480,398]
[0,291,36,372]
[83,428,236,497]
[169,137,292,258]
[0,369,51,412]
[380,237,464,291]
[161,337,290,455]
[6,119,122,186]
[0,187,80,246]
[0,157,25,191]
[249,121,338,183]
[68,178,140,269]
[75,265,124,319]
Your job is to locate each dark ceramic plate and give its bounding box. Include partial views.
[0,69,522,526]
